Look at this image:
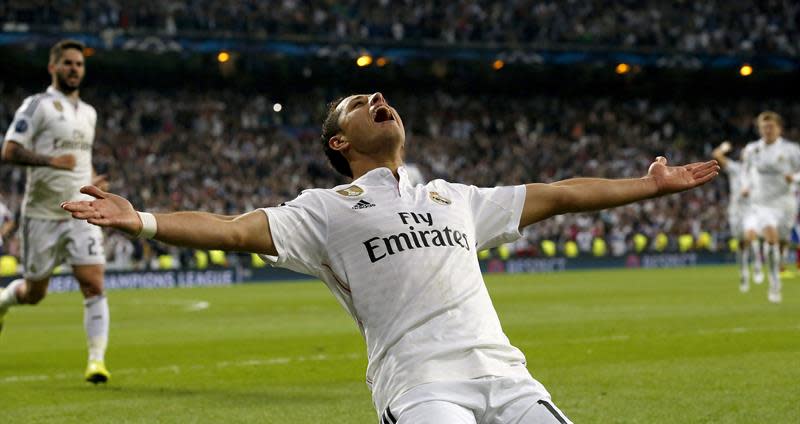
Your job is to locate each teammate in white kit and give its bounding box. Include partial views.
[0,40,112,383]
[62,92,719,423]
[0,196,15,255]
[741,111,800,303]
[712,141,763,292]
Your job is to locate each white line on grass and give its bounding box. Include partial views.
[524,324,800,346]
[127,298,210,312]
[0,352,362,384]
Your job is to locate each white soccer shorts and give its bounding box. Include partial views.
[20,217,105,281]
[381,374,572,424]
[743,202,798,240]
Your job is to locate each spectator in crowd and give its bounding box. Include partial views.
[3,1,799,57]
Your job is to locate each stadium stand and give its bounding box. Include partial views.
[2,86,798,267]
[3,0,798,56]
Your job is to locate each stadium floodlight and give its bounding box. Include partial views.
[615,63,630,74]
[273,103,283,112]
[217,51,231,63]
[492,59,505,70]
[356,54,373,67]
[739,64,753,76]
[376,57,388,67]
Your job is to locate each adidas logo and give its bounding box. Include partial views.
[352,200,376,210]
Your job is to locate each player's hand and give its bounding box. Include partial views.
[646,156,719,195]
[92,174,110,191]
[60,185,142,235]
[718,141,732,153]
[741,188,749,198]
[50,154,76,170]
[785,174,794,183]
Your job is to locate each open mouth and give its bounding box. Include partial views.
[373,106,395,123]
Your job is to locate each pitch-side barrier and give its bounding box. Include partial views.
[0,252,736,291]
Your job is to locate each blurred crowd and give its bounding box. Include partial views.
[1,85,799,269]
[3,0,799,57]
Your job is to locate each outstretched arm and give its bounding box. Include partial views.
[61,186,276,255]
[2,140,76,169]
[711,141,732,169]
[520,156,719,228]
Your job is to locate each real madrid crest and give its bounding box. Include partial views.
[53,100,64,112]
[336,185,364,197]
[429,191,451,205]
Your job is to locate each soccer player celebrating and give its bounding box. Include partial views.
[741,111,800,304]
[62,92,718,423]
[0,40,112,383]
[712,141,762,292]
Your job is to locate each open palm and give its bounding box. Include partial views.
[61,186,142,235]
[647,156,719,195]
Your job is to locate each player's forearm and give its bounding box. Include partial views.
[554,177,659,213]
[1,141,53,167]
[521,177,659,226]
[550,178,610,186]
[0,222,13,237]
[711,149,729,168]
[149,211,273,254]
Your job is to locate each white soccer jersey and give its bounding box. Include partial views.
[742,137,800,207]
[261,166,529,414]
[4,86,96,219]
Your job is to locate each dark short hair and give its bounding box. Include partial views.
[321,97,352,177]
[50,39,85,64]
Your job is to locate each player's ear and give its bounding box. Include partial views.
[329,135,348,152]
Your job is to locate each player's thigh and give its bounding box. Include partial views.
[392,400,476,424]
[489,375,572,424]
[728,211,743,239]
[20,218,65,281]
[512,398,573,424]
[742,211,763,238]
[66,219,105,268]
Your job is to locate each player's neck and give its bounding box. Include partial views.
[52,84,80,102]
[350,157,403,181]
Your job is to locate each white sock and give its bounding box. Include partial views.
[751,240,763,274]
[740,246,749,283]
[0,278,24,309]
[84,295,109,362]
[767,243,781,292]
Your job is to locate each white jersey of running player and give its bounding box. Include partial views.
[740,111,800,303]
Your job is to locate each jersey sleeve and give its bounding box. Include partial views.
[258,190,328,278]
[4,95,45,149]
[448,183,527,251]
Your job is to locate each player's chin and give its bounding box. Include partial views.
[381,128,405,146]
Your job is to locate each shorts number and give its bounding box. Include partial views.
[88,238,97,256]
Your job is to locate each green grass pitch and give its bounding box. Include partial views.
[1,266,798,423]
